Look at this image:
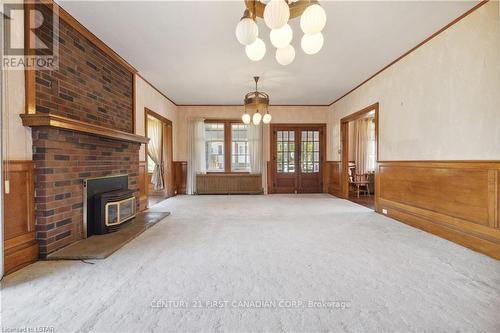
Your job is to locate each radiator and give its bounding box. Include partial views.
[196,174,262,194]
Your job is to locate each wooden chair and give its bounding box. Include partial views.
[348,168,371,198]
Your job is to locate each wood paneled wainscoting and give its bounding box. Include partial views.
[376,161,500,259]
[323,161,342,197]
[3,161,38,274]
[139,161,148,211]
[173,161,187,195]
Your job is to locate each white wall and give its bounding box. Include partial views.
[327,1,500,161]
[135,75,178,161]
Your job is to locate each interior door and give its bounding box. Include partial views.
[298,128,323,193]
[271,125,325,193]
[272,128,297,193]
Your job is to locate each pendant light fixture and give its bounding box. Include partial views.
[242,76,271,125]
[236,0,327,65]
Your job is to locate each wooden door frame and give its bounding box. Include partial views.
[269,123,326,193]
[340,103,379,209]
[144,108,174,199]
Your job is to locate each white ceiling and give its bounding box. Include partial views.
[57,0,478,105]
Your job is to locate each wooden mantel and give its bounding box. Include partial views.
[20,113,149,144]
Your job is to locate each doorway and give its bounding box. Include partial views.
[145,108,173,207]
[340,103,379,210]
[270,124,326,193]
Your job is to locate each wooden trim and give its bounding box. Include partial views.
[139,161,148,211]
[144,108,174,198]
[203,119,248,173]
[329,1,489,106]
[145,108,173,126]
[376,160,500,259]
[132,74,137,133]
[136,73,178,106]
[323,161,342,197]
[20,113,149,144]
[340,103,379,208]
[40,0,137,74]
[3,160,38,274]
[488,170,498,229]
[173,161,187,194]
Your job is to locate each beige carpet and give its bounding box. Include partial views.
[1,194,499,332]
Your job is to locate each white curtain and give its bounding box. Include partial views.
[148,118,164,191]
[187,119,206,194]
[353,117,375,174]
[248,124,262,174]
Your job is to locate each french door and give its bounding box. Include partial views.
[270,124,325,193]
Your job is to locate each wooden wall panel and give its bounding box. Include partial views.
[377,161,500,259]
[323,161,342,197]
[196,174,262,194]
[139,161,148,211]
[173,161,187,195]
[267,161,273,194]
[3,161,38,274]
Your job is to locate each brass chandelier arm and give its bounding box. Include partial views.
[244,0,316,20]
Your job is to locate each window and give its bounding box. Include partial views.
[205,123,225,172]
[231,124,250,171]
[147,156,155,173]
[204,121,249,173]
[367,119,376,172]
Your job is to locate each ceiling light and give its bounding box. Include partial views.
[263,0,290,29]
[275,44,295,66]
[301,32,324,55]
[252,111,262,125]
[242,112,251,124]
[245,38,266,61]
[262,112,272,124]
[270,24,293,49]
[243,76,270,126]
[236,0,327,64]
[235,10,259,45]
[300,4,327,34]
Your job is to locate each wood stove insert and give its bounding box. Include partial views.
[84,175,135,237]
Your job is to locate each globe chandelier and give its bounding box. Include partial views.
[242,76,272,125]
[235,0,327,65]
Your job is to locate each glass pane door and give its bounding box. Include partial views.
[276,130,295,173]
[301,130,320,173]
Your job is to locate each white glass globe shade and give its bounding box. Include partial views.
[270,24,293,49]
[236,18,258,45]
[262,113,272,124]
[252,112,262,125]
[301,32,324,55]
[245,38,266,61]
[264,0,290,29]
[275,44,295,65]
[300,4,326,34]
[242,113,251,125]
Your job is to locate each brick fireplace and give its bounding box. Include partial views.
[32,129,140,256]
[21,2,147,257]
